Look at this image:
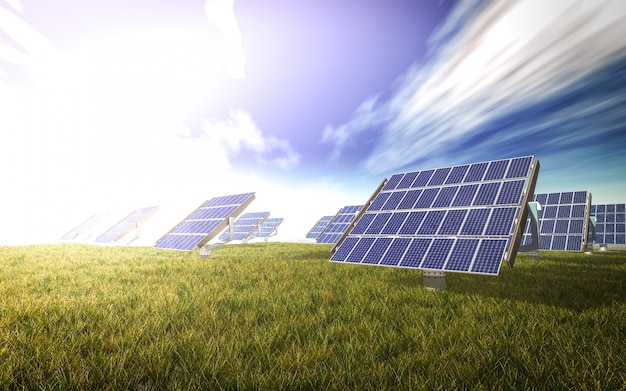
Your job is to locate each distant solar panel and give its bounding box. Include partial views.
[218,211,269,241]
[248,217,284,240]
[154,192,255,250]
[331,156,539,276]
[94,206,159,243]
[521,192,591,251]
[306,215,334,239]
[60,213,106,240]
[317,205,364,244]
[591,204,626,245]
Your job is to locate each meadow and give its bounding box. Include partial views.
[0,242,624,390]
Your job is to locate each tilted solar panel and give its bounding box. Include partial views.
[591,204,626,245]
[306,215,334,239]
[60,213,106,240]
[316,205,364,244]
[331,156,539,275]
[218,211,269,241]
[94,206,159,243]
[154,192,255,250]
[521,192,591,251]
[248,217,284,240]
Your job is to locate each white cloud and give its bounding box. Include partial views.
[321,0,626,174]
[204,0,246,79]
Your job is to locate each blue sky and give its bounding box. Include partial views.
[1,0,625,245]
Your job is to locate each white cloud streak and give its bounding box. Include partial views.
[204,0,246,79]
[321,0,626,173]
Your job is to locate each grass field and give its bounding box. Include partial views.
[0,242,625,390]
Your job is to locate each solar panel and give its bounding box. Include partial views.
[306,215,334,239]
[330,156,539,276]
[316,205,364,244]
[218,211,269,241]
[94,206,159,243]
[248,217,284,240]
[591,203,626,245]
[154,192,255,250]
[60,213,106,240]
[521,192,591,251]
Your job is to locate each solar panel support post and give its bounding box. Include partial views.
[519,202,541,259]
[585,216,596,254]
[423,271,446,290]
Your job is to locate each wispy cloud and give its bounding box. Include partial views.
[321,0,626,174]
[204,0,246,79]
[201,108,301,170]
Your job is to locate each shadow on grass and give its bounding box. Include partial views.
[444,251,626,311]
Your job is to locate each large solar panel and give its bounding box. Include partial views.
[330,156,539,276]
[60,213,106,241]
[94,206,159,243]
[248,217,284,240]
[316,205,364,244]
[521,192,591,251]
[218,211,269,241]
[154,192,255,250]
[591,204,626,245]
[306,215,334,239]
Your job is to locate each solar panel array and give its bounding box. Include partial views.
[521,192,590,251]
[154,192,255,250]
[60,214,104,240]
[218,211,269,241]
[330,156,538,275]
[316,205,363,244]
[94,206,159,243]
[591,204,626,245]
[248,217,284,240]
[306,215,334,239]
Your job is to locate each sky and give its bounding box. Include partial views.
[1,0,625,246]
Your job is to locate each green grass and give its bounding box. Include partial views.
[1,243,625,390]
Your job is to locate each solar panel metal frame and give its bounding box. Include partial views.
[591,203,626,245]
[218,211,270,242]
[248,217,284,240]
[522,192,591,251]
[306,215,334,239]
[330,156,540,275]
[154,192,255,251]
[316,205,364,244]
[94,206,159,243]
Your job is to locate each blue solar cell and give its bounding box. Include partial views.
[557,205,571,218]
[417,210,446,235]
[351,213,377,234]
[484,159,508,180]
[607,204,616,213]
[617,214,625,223]
[596,214,605,223]
[460,208,490,236]
[569,220,583,234]
[547,193,560,205]
[617,204,626,213]
[452,184,478,207]
[566,235,582,251]
[464,162,487,182]
[396,172,419,189]
[397,189,422,210]
[534,193,547,205]
[365,213,393,234]
[590,205,596,214]
[438,209,467,235]
[398,211,427,235]
[381,212,409,235]
[368,193,392,211]
[597,205,606,213]
[412,170,435,187]
[445,239,479,272]
[606,214,615,223]
[470,239,507,274]
[554,220,569,234]
[605,234,615,244]
[473,182,500,206]
[432,186,458,208]
[496,180,524,205]
[505,156,532,178]
[570,205,586,218]
[414,188,439,208]
[330,237,359,261]
[543,206,557,219]
[379,238,412,266]
[381,191,407,210]
[616,224,625,233]
[399,238,431,268]
[421,238,454,269]
[428,168,451,186]
[540,235,552,249]
[605,224,615,233]
[560,192,574,204]
[154,234,204,251]
[541,220,555,234]
[617,234,626,244]
[382,174,404,191]
[362,238,393,264]
[485,207,516,236]
[551,236,566,250]
[445,165,469,184]
[345,238,376,263]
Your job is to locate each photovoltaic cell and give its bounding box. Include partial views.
[154,192,255,250]
[316,205,363,244]
[591,203,626,245]
[331,156,538,276]
[248,217,283,240]
[306,215,335,239]
[94,206,159,243]
[218,211,269,241]
[522,191,590,251]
